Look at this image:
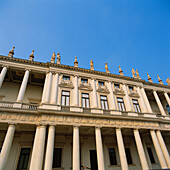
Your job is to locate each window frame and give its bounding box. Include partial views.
[117,97,126,111]
[98,81,105,86]
[81,78,88,83]
[62,75,70,81]
[147,147,156,164]
[132,99,141,113]
[81,93,90,108]
[125,148,133,165]
[114,83,120,89]
[108,148,117,165]
[61,90,70,106]
[100,95,109,110]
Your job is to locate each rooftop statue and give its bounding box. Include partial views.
[105,63,110,73]
[147,73,153,83]
[57,53,61,64]
[74,56,78,67]
[132,68,136,78]
[90,60,94,70]
[166,77,170,86]
[157,75,163,84]
[136,69,141,79]
[29,50,34,61]
[50,52,56,63]
[119,65,124,76]
[8,46,15,58]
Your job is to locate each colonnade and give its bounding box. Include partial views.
[0,123,169,170]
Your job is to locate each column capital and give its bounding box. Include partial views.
[95,126,102,129]
[73,124,81,128]
[25,69,31,72]
[48,123,57,127]
[2,64,9,68]
[8,122,17,126]
[36,123,47,127]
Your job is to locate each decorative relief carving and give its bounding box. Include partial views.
[78,82,93,91]
[97,85,110,93]
[58,80,74,89]
[129,89,140,98]
[113,87,125,96]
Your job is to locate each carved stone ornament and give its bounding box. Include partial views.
[57,53,61,64]
[119,66,124,76]
[58,80,74,89]
[8,46,15,58]
[113,87,125,96]
[129,89,140,98]
[157,75,163,85]
[29,50,34,61]
[90,60,94,70]
[147,73,153,83]
[50,52,56,63]
[166,77,170,86]
[78,82,93,91]
[97,85,110,93]
[136,69,141,79]
[74,56,78,67]
[105,63,110,73]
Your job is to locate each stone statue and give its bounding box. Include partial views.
[105,63,110,73]
[90,60,94,70]
[74,56,78,67]
[119,66,124,76]
[157,75,163,84]
[166,77,170,86]
[57,53,61,64]
[147,73,153,83]
[132,68,136,78]
[136,69,141,79]
[29,50,34,61]
[50,52,56,63]
[8,46,15,58]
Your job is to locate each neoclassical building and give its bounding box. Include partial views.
[0,47,169,170]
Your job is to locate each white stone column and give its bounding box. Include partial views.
[29,125,46,170]
[73,126,80,170]
[136,87,148,113]
[0,124,15,170]
[164,92,170,107]
[44,125,55,170]
[16,69,30,102]
[116,128,128,170]
[133,129,149,170]
[0,66,8,88]
[95,127,105,170]
[50,73,59,104]
[91,79,98,108]
[153,91,166,116]
[74,76,79,106]
[41,72,49,103]
[140,87,153,113]
[150,130,168,169]
[156,130,170,168]
[122,84,133,111]
[107,82,117,110]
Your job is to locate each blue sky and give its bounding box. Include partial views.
[0,0,170,84]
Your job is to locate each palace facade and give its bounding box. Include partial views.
[0,47,170,170]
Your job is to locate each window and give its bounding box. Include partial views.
[114,84,120,89]
[61,91,70,106]
[63,75,70,80]
[100,95,108,110]
[81,78,88,83]
[17,148,31,170]
[147,147,155,163]
[82,93,90,108]
[53,148,62,168]
[117,97,126,111]
[109,148,117,165]
[98,81,104,86]
[129,86,134,91]
[166,104,170,115]
[132,99,141,113]
[125,148,132,164]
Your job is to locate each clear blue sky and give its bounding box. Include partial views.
[0,0,170,84]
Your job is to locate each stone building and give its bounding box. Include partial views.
[0,47,169,170]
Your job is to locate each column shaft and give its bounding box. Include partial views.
[74,76,79,106]
[0,66,7,88]
[116,128,129,170]
[29,125,46,170]
[140,87,153,113]
[150,130,168,169]
[44,126,55,170]
[156,130,170,168]
[0,124,15,170]
[73,126,80,170]
[92,79,98,108]
[153,91,166,116]
[50,73,59,104]
[45,72,53,103]
[16,70,30,102]
[164,92,170,107]
[134,129,149,170]
[41,72,49,103]
[108,82,117,110]
[95,127,105,170]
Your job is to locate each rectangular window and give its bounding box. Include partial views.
[166,104,170,115]
[129,86,134,91]
[109,148,117,165]
[82,93,90,108]
[53,148,62,168]
[147,147,155,164]
[125,148,133,164]
[81,78,88,83]
[98,81,104,86]
[61,91,70,106]
[17,148,31,170]
[100,95,108,110]
[132,99,141,113]
[114,84,120,89]
[117,97,126,111]
[63,75,70,80]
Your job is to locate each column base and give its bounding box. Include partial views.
[39,104,61,110]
